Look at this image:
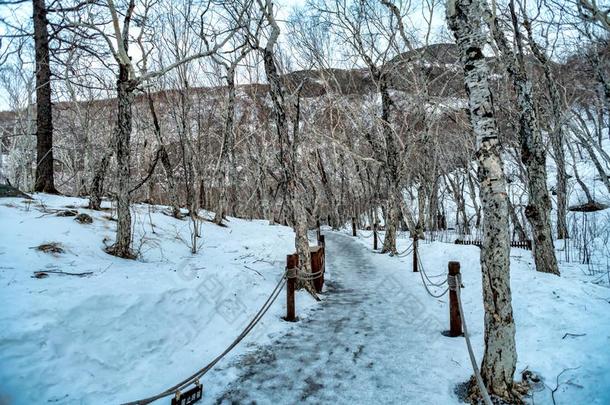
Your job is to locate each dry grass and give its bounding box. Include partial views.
[35,242,65,254]
[75,213,93,224]
[56,209,78,217]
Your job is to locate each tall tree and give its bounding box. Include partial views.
[447,0,518,401]
[212,45,250,225]
[485,0,559,275]
[63,0,240,258]
[521,11,569,240]
[33,0,58,193]
[248,0,315,290]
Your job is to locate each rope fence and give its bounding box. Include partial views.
[121,268,288,405]
[411,242,492,405]
[448,272,493,405]
[416,255,449,298]
[395,242,413,258]
[296,268,324,281]
[417,255,448,288]
[357,230,374,238]
[123,228,494,405]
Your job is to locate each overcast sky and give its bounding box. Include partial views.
[0,0,446,111]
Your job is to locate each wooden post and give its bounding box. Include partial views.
[319,234,326,277]
[285,254,298,322]
[310,247,324,293]
[448,261,462,337]
[373,222,378,250]
[351,216,357,237]
[413,234,419,272]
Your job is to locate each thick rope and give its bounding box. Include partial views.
[415,258,448,298]
[449,274,493,405]
[395,242,413,257]
[357,230,374,238]
[418,255,448,287]
[121,269,288,405]
[296,268,324,281]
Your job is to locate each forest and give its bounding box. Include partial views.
[0,0,609,404]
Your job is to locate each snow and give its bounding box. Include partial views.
[0,194,316,404]
[1,195,609,404]
[351,229,610,404]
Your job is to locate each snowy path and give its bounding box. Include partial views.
[208,232,456,404]
[2,197,608,404]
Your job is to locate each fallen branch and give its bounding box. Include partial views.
[243,265,264,277]
[547,367,581,405]
[33,270,94,278]
[562,333,586,339]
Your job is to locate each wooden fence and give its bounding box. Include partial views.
[454,238,532,250]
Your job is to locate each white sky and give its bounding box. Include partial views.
[0,0,446,111]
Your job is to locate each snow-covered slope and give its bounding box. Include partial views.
[0,194,316,404]
[351,230,610,404]
[1,194,609,404]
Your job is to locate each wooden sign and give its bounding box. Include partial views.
[171,384,203,405]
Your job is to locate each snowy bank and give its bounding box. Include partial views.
[0,194,317,404]
[349,229,610,404]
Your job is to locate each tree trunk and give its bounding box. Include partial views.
[146,92,181,218]
[467,168,482,229]
[259,16,313,286]
[214,68,238,225]
[567,141,595,204]
[570,120,610,194]
[527,35,569,239]
[447,0,518,400]
[427,178,440,232]
[107,65,135,259]
[381,190,398,254]
[488,1,559,275]
[88,150,111,210]
[416,183,426,232]
[33,0,57,194]
[316,149,340,228]
[379,77,399,253]
[508,198,527,242]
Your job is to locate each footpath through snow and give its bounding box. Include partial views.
[207,231,456,404]
[0,195,609,404]
[206,232,610,405]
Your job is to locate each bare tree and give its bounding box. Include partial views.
[485,0,559,275]
[62,0,242,258]
[32,0,58,193]
[212,43,250,225]
[447,0,518,401]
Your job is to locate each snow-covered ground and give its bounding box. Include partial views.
[0,194,317,404]
[1,194,609,404]
[351,230,610,404]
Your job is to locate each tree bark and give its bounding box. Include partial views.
[316,149,340,228]
[567,141,595,204]
[381,191,399,253]
[508,198,527,242]
[378,76,399,254]
[524,21,568,240]
[258,4,314,288]
[467,168,482,228]
[487,0,559,275]
[107,64,136,259]
[447,0,518,400]
[33,0,58,194]
[214,67,238,225]
[88,150,111,210]
[146,92,182,218]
